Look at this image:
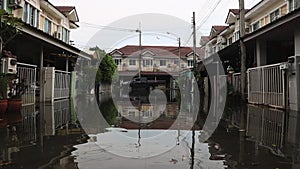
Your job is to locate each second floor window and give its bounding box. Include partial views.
[114,59,122,66]
[228,37,233,45]
[23,2,39,28]
[252,21,260,31]
[62,27,70,43]
[235,31,240,41]
[129,59,136,66]
[160,60,166,66]
[143,60,153,67]
[0,0,3,9]
[44,18,51,35]
[270,9,280,22]
[289,0,300,12]
[188,60,194,67]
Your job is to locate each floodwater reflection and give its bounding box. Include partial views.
[1,94,300,168]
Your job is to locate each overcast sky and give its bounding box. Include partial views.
[50,0,261,51]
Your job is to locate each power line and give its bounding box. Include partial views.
[196,0,222,31]
[81,22,138,33]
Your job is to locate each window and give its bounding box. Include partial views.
[114,58,122,66]
[129,59,136,66]
[235,31,240,41]
[143,59,152,67]
[29,5,35,26]
[0,0,3,9]
[23,2,28,22]
[160,60,166,66]
[128,111,135,117]
[23,2,39,28]
[143,111,152,117]
[289,0,300,11]
[188,60,194,67]
[270,9,280,22]
[228,37,233,45]
[252,21,260,31]
[62,27,70,43]
[44,18,52,34]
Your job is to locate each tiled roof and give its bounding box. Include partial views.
[200,36,211,41]
[229,9,250,15]
[56,6,75,13]
[111,45,204,58]
[212,25,228,32]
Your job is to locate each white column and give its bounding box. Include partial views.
[256,40,267,66]
[295,28,300,55]
[42,67,55,103]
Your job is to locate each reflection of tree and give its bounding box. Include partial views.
[99,97,117,125]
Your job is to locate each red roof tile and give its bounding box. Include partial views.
[110,45,204,58]
[212,25,228,32]
[229,9,250,15]
[56,6,75,13]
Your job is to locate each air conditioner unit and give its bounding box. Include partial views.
[0,57,17,74]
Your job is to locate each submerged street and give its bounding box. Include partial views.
[0,89,298,169]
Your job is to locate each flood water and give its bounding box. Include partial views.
[1,90,300,169]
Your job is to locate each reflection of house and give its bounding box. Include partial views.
[118,101,168,120]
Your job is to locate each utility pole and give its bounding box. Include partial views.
[239,0,247,101]
[137,23,142,79]
[178,37,181,71]
[192,12,197,69]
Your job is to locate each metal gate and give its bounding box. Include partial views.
[247,63,287,109]
[17,62,37,106]
[54,70,71,100]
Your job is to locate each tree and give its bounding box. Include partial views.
[0,9,22,54]
[99,54,117,83]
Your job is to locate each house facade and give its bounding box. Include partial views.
[1,0,91,104]
[109,45,204,73]
[202,0,299,61]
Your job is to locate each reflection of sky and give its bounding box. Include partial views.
[73,129,226,169]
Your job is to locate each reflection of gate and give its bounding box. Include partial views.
[54,99,70,128]
[246,105,285,156]
[21,104,37,142]
[248,63,287,109]
[17,63,37,106]
[54,70,71,100]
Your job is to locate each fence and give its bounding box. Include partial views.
[54,70,71,100]
[17,62,37,106]
[21,104,38,142]
[246,105,285,157]
[247,63,286,109]
[54,99,70,128]
[228,73,241,93]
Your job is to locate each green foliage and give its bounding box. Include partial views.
[0,9,22,52]
[98,53,117,83]
[99,98,117,125]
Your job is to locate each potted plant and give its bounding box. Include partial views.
[7,76,27,113]
[0,74,9,117]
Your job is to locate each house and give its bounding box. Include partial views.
[109,45,204,73]
[0,0,91,104]
[201,0,299,67]
[200,0,300,111]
